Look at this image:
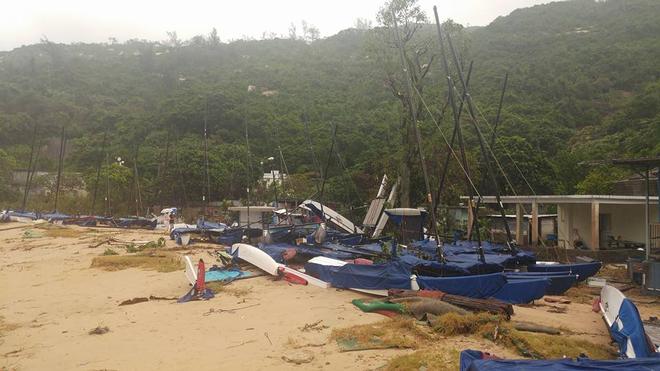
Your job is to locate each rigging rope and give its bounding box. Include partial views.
[412,85,482,199]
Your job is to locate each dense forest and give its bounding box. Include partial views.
[0,0,658,218]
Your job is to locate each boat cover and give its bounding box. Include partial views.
[505,273,577,296]
[491,278,549,304]
[7,210,39,220]
[116,217,156,229]
[399,254,504,276]
[410,239,536,267]
[41,211,71,221]
[304,260,412,290]
[196,219,227,231]
[459,349,660,371]
[611,298,659,358]
[258,243,356,263]
[527,261,601,281]
[416,273,507,298]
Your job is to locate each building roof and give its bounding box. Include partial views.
[460,195,659,205]
[487,214,557,219]
[228,206,276,212]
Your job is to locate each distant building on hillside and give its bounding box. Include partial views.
[613,168,658,196]
[262,170,286,187]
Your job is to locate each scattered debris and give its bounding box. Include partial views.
[544,297,571,304]
[118,295,179,306]
[332,318,431,352]
[513,322,561,335]
[546,306,568,314]
[264,331,273,345]
[119,297,149,306]
[22,229,44,238]
[227,339,256,349]
[91,251,183,272]
[202,304,260,315]
[88,326,110,335]
[299,320,329,332]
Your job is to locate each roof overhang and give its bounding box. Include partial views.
[460,195,659,205]
[228,206,276,212]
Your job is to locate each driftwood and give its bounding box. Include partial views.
[119,297,149,306]
[546,306,568,313]
[544,297,571,304]
[514,321,561,335]
[118,295,178,306]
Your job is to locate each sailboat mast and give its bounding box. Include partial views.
[437,7,515,249]
[21,121,38,211]
[203,96,211,217]
[53,124,66,212]
[391,9,443,258]
[90,127,108,215]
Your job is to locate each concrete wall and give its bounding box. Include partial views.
[601,203,658,243]
[558,203,659,249]
[557,203,592,248]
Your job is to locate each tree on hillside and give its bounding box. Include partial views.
[301,21,320,43]
[374,0,435,207]
[208,28,220,46]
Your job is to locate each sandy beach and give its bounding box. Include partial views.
[1,222,657,370]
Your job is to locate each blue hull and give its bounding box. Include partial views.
[492,278,549,304]
[460,349,660,371]
[527,262,601,281]
[506,273,578,295]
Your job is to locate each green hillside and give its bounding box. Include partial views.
[0,0,658,216]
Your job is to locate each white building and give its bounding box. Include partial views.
[466,195,659,251]
[262,170,286,187]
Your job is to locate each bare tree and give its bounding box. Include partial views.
[166,31,181,48]
[373,0,435,207]
[301,20,320,42]
[288,23,298,40]
[208,28,220,46]
[355,18,373,30]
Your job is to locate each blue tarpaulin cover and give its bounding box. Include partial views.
[305,260,412,290]
[204,269,252,283]
[491,278,549,304]
[41,211,71,220]
[459,349,660,371]
[417,273,507,298]
[6,210,39,220]
[527,261,601,282]
[611,298,658,358]
[398,254,504,276]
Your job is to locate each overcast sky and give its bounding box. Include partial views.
[1,0,554,51]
